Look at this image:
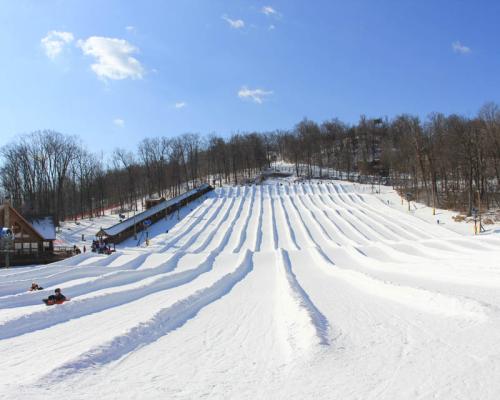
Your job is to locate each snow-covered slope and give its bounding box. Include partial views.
[1,182,500,399]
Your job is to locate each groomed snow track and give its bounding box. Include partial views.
[1,182,500,399]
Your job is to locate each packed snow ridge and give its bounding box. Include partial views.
[1,181,500,399]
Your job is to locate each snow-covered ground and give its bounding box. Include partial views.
[1,181,500,399]
[369,184,500,236]
[57,214,121,247]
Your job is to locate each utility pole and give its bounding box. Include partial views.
[2,200,12,268]
[477,190,482,234]
[472,208,477,235]
[5,240,9,268]
[133,210,137,240]
[1,230,13,268]
[431,178,436,216]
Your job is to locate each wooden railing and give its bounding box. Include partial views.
[0,247,77,267]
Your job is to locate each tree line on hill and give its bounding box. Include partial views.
[1,102,499,223]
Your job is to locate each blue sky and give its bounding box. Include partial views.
[1,0,499,152]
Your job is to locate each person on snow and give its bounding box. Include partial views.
[29,282,43,291]
[48,288,66,302]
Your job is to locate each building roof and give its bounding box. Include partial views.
[29,217,56,240]
[0,203,50,242]
[98,184,211,237]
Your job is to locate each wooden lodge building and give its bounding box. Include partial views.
[97,184,213,245]
[0,201,73,267]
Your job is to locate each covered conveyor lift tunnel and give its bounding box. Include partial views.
[96,184,213,245]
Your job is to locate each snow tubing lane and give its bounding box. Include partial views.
[41,250,254,382]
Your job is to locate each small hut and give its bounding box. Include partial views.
[145,197,166,210]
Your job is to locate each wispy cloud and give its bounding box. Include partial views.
[113,118,125,127]
[125,26,136,33]
[269,24,276,31]
[238,86,273,104]
[41,31,74,59]
[222,15,245,29]
[174,101,187,109]
[261,6,278,16]
[452,41,471,54]
[77,36,144,80]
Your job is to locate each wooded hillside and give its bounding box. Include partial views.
[1,103,499,223]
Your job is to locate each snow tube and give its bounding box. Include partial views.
[42,298,70,306]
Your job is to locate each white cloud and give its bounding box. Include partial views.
[174,101,187,109]
[41,31,74,59]
[125,26,136,32]
[238,86,273,104]
[261,6,277,16]
[77,36,144,80]
[452,41,471,54]
[222,15,245,29]
[113,118,125,127]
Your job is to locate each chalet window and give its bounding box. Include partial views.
[15,243,22,250]
[31,243,38,250]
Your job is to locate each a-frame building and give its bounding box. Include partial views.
[0,201,69,267]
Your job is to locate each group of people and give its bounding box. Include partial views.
[68,238,114,255]
[91,238,114,255]
[29,283,67,305]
